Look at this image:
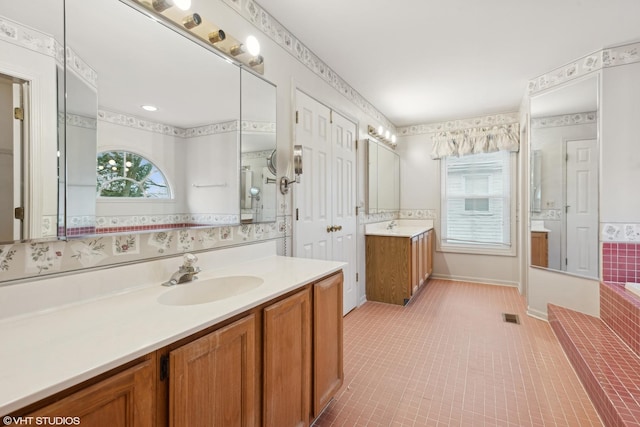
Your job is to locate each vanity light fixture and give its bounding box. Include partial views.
[230,36,261,57]
[249,55,264,67]
[208,29,226,44]
[133,0,266,74]
[152,0,191,11]
[368,125,397,148]
[182,13,201,29]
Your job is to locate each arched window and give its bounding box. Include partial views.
[97,151,171,198]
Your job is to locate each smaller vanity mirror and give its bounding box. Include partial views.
[0,0,64,243]
[239,69,277,223]
[366,139,400,214]
[529,75,599,278]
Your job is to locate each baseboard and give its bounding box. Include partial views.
[526,307,548,321]
[430,273,519,288]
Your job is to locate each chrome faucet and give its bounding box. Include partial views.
[163,253,201,286]
[386,220,397,230]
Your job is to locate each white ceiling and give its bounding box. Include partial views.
[255,0,640,127]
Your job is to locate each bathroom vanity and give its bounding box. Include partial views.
[365,220,434,305]
[0,243,344,427]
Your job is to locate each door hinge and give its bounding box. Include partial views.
[356,273,359,282]
[355,206,359,216]
[296,208,299,221]
[566,153,569,162]
[330,110,333,124]
[295,110,299,124]
[565,258,568,266]
[355,139,358,150]
[14,107,24,121]
[14,207,24,221]
[160,354,169,381]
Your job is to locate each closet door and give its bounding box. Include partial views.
[294,90,332,261]
[293,90,358,315]
[331,111,357,314]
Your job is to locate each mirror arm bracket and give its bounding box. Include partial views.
[279,145,303,195]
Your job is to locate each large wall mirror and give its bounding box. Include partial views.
[240,70,277,223]
[0,0,64,243]
[64,0,246,236]
[529,74,599,279]
[366,139,400,214]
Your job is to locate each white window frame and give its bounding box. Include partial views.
[439,151,517,257]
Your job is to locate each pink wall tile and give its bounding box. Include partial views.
[602,242,640,283]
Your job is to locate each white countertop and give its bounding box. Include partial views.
[365,220,433,238]
[0,254,344,415]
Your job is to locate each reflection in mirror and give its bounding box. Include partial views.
[65,0,241,236]
[0,0,64,243]
[240,69,276,223]
[366,139,400,214]
[530,75,599,278]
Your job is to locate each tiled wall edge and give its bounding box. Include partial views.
[0,217,291,283]
[220,0,395,131]
[528,41,640,95]
[601,223,640,242]
[397,112,519,137]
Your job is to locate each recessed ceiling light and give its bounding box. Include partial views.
[142,105,158,112]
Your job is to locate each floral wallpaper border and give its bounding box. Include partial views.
[220,0,395,132]
[397,112,519,137]
[97,109,273,139]
[528,42,640,95]
[66,113,97,130]
[602,223,640,242]
[531,111,597,129]
[0,15,63,63]
[531,210,562,221]
[0,216,292,282]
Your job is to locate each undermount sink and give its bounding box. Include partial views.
[158,275,264,306]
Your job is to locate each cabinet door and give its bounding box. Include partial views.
[313,273,343,417]
[28,357,155,427]
[426,230,434,276]
[411,236,419,295]
[418,233,426,286]
[531,232,548,268]
[169,314,256,427]
[264,288,311,427]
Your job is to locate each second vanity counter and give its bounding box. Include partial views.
[0,246,344,415]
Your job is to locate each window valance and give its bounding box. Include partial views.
[431,123,519,160]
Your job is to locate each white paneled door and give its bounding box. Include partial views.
[294,90,358,315]
[566,139,598,278]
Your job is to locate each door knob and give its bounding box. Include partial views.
[335,225,342,231]
[327,225,335,233]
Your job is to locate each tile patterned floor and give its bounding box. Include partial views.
[313,279,602,427]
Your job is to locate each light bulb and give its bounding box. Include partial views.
[98,165,104,170]
[377,126,384,135]
[173,0,191,10]
[125,161,133,167]
[111,166,117,171]
[391,134,397,144]
[108,159,116,165]
[246,35,260,56]
[385,130,391,139]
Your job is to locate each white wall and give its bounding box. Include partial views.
[184,132,239,216]
[398,132,520,286]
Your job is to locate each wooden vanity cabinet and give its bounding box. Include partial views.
[366,230,434,305]
[263,287,312,427]
[11,272,344,427]
[26,356,155,427]
[168,314,257,427]
[531,231,548,268]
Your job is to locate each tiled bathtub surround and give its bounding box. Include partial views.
[600,281,640,358]
[549,304,640,427]
[602,242,640,283]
